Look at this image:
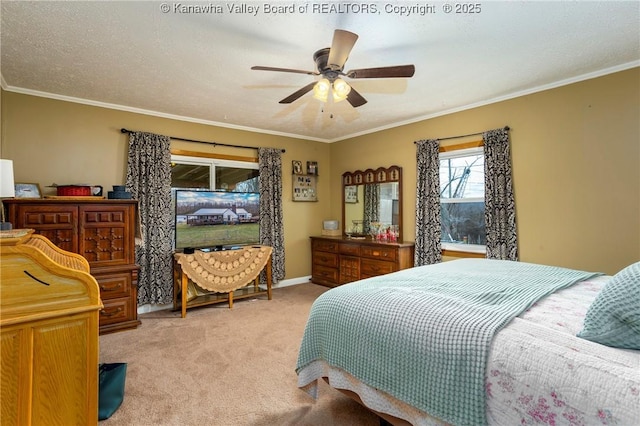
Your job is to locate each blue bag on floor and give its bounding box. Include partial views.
[98,363,127,421]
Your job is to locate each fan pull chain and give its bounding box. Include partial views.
[321,106,335,119]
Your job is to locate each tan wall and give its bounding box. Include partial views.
[0,92,332,280]
[2,67,638,278]
[330,68,640,275]
[0,89,3,153]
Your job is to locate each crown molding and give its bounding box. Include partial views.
[3,60,638,144]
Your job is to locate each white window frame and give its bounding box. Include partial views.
[171,154,259,190]
[439,146,486,254]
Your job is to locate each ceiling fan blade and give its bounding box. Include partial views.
[327,29,358,70]
[251,66,318,76]
[346,86,367,108]
[279,82,317,104]
[346,65,415,79]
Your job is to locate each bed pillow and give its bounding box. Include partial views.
[577,262,640,349]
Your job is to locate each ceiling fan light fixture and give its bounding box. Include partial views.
[313,78,330,102]
[332,78,351,102]
[251,30,415,107]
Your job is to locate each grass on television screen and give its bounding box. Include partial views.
[176,223,259,249]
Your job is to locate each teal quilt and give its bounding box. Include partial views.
[296,259,601,426]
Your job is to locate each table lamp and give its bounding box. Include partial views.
[0,159,16,230]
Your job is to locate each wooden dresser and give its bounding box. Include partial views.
[1,230,101,425]
[5,199,140,334]
[310,236,415,287]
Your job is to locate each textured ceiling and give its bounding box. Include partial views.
[1,1,639,142]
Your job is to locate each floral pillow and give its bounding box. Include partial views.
[577,262,640,349]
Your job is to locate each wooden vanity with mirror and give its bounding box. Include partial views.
[310,165,415,287]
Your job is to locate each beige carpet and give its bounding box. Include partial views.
[99,283,381,425]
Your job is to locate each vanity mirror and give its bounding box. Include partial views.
[342,165,403,241]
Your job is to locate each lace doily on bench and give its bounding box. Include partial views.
[175,246,272,293]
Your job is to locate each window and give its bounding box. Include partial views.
[171,155,259,191]
[170,155,260,250]
[439,146,485,252]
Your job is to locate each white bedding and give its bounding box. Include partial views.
[298,275,640,425]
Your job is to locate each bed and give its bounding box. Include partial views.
[296,259,640,425]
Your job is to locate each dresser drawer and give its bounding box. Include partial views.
[5,199,140,334]
[95,271,133,299]
[339,256,360,284]
[312,239,339,252]
[100,297,136,326]
[312,250,338,268]
[13,205,79,253]
[310,236,415,288]
[361,259,396,278]
[312,264,339,284]
[339,243,360,256]
[361,245,397,262]
[80,205,133,267]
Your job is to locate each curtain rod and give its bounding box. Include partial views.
[414,126,510,143]
[120,128,286,153]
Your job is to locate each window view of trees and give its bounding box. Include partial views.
[440,202,485,244]
[439,150,485,245]
[215,166,259,192]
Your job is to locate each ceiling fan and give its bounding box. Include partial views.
[251,29,415,108]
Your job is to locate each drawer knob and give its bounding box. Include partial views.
[100,307,123,317]
[100,283,123,291]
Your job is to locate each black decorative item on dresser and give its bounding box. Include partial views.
[4,199,141,334]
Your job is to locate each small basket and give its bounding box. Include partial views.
[57,185,92,196]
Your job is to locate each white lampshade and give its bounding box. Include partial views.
[332,78,351,102]
[313,78,330,102]
[0,159,15,198]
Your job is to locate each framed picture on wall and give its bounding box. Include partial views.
[292,160,303,175]
[345,185,358,203]
[306,161,318,175]
[14,183,42,199]
[292,175,317,202]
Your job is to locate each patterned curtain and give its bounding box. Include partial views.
[258,148,285,282]
[414,139,442,266]
[125,131,174,305]
[483,127,518,260]
[362,183,380,235]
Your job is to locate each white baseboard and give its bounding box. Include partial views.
[136,275,312,314]
[276,275,313,288]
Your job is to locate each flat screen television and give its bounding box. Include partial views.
[175,190,260,251]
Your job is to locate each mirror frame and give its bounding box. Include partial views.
[342,165,403,241]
